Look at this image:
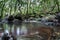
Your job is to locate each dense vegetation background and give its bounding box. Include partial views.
[0,0,60,19]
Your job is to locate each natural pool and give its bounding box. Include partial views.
[0,22,60,40]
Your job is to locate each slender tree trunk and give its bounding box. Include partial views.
[56,0,60,12]
[10,7,12,15]
[14,0,17,14]
[9,0,12,15]
[17,0,22,14]
[27,0,28,14]
[54,0,60,12]
[57,3,60,12]
[0,1,5,19]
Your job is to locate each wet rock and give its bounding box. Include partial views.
[0,18,2,23]
[14,14,23,21]
[55,12,60,23]
[10,34,17,40]
[8,15,14,22]
[0,19,2,22]
[0,16,2,22]
[1,33,10,40]
[13,19,22,23]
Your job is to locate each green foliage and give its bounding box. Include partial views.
[0,0,60,18]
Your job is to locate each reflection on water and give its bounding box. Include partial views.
[17,27,20,36]
[0,22,60,40]
[0,22,40,40]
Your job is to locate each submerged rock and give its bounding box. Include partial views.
[13,19,22,23]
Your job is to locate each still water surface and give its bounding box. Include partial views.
[0,22,60,40]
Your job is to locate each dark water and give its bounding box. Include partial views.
[0,22,43,40]
[0,22,60,40]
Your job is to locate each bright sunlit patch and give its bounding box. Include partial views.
[17,27,20,36]
[5,29,9,34]
[45,17,49,19]
[0,0,2,1]
[35,31,39,34]
[36,2,39,6]
[31,0,34,2]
